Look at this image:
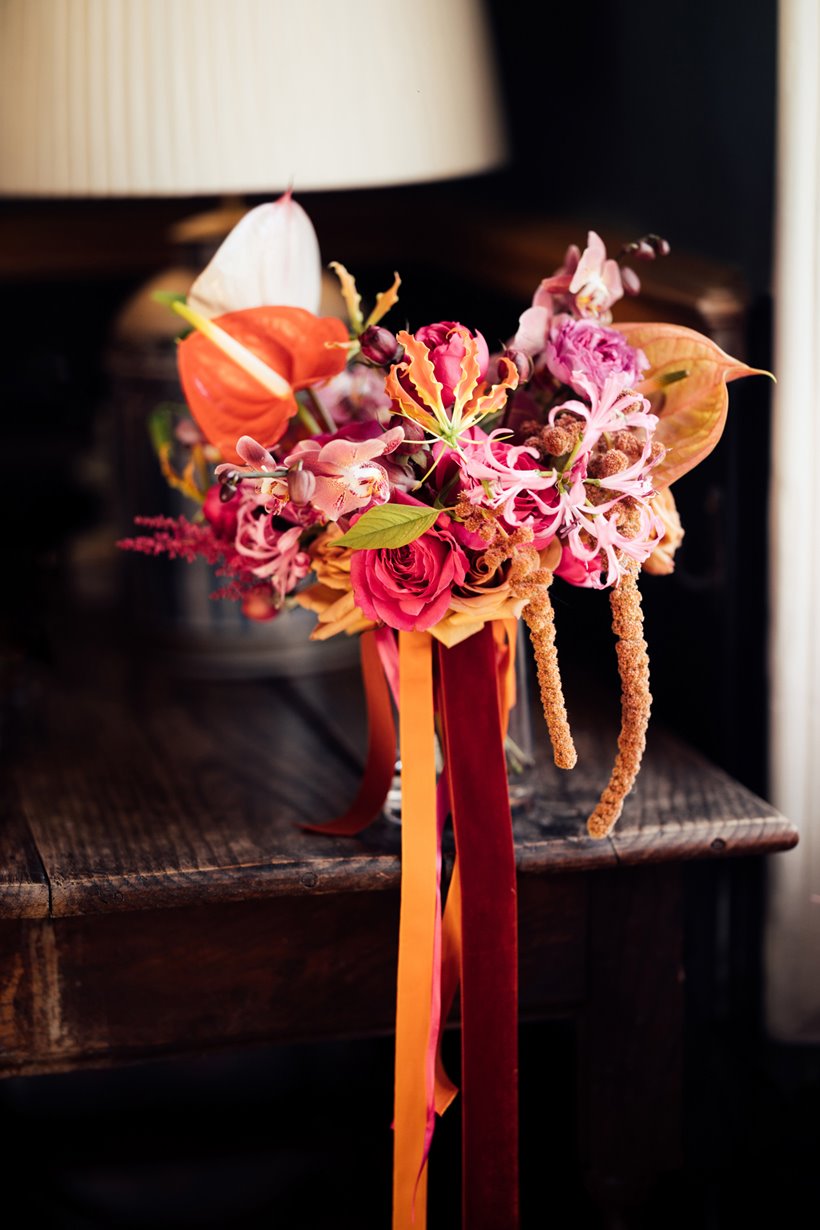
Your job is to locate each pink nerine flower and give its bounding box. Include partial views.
[545,318,648,392]
[456,431,560,548]
[234,502,311,599]
[284,425,405,521]
[349,493,469,632]
[550,375,657,459]
[414,321,490,406]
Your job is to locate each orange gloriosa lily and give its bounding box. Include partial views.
[176,304,349,464]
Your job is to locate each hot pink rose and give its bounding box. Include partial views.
[414,321,490,406]
[349,493,469,632]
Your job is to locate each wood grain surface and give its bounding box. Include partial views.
[0,622,797,922]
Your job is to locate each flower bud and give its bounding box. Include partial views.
[359,325,400,366]
[633,240,656,261]
[502,347,533,384]
[288,466,316,505]
[648,233,671,257]
[620,266,642,296]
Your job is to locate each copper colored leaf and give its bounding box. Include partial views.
[615,322,771,488]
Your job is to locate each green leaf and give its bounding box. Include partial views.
[147,404,176,454]
[334,504,442,550]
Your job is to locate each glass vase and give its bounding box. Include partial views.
[382,623,536,824]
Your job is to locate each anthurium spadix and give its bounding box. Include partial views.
[174,301,348,464]
[187,192,323,319]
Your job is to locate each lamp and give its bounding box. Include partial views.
[0,0,509,676]
[0,0,507,196]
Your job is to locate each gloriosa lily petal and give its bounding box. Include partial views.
[450,328,483,424]
[383,363,439,433]
[363,272,401,330]
[329,261,364,334]
[461,355,519,425]
[394,330,446,416]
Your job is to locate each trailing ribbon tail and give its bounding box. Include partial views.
[439,624,520,1230]
[393,631,439,1229]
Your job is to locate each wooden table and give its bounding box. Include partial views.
[0,619,798,1223]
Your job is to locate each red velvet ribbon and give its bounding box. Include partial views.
[438,624,520,1230]
[306,621,520,1228]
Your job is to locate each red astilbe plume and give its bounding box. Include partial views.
[118,515,273,614]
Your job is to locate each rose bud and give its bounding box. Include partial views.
[359,325,401,366]
[287,466,316,505]
[203,483,240,539]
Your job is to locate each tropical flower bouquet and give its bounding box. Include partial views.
[120,193,764,1229]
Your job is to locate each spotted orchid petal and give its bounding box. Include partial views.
[188,192,322,319]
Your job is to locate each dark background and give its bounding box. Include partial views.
[4,2,815,1226]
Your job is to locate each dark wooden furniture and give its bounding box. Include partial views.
[0,616,797,1224]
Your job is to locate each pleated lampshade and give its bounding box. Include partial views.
[0,0,508,197]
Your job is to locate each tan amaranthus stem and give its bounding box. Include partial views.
[523,577,577,771]
[454,496,578,771]
[586,558,651,839]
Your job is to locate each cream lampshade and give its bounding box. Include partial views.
[0,0,508,197]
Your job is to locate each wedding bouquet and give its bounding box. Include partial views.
[120,192,764,1229]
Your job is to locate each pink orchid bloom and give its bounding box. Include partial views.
[187,191,322,319]
[511,304,552,358]
[568,232,624,319]
[284,425,405,521]
[214,435,288,511]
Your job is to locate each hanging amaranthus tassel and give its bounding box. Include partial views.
[587,557,652,838]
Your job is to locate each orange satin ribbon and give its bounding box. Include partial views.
[308,621,522,1229]
[393,630,438,1229]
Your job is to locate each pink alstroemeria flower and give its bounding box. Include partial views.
[284,425,405,521]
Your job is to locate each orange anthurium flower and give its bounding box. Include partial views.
[176,305,349,463]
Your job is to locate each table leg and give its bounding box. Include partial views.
[578,864,684,1226]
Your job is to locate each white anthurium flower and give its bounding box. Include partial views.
[187,191,322,319]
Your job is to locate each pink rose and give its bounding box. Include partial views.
[545,317,647,392]
[350,493,469,631]
[414,321,490,406]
